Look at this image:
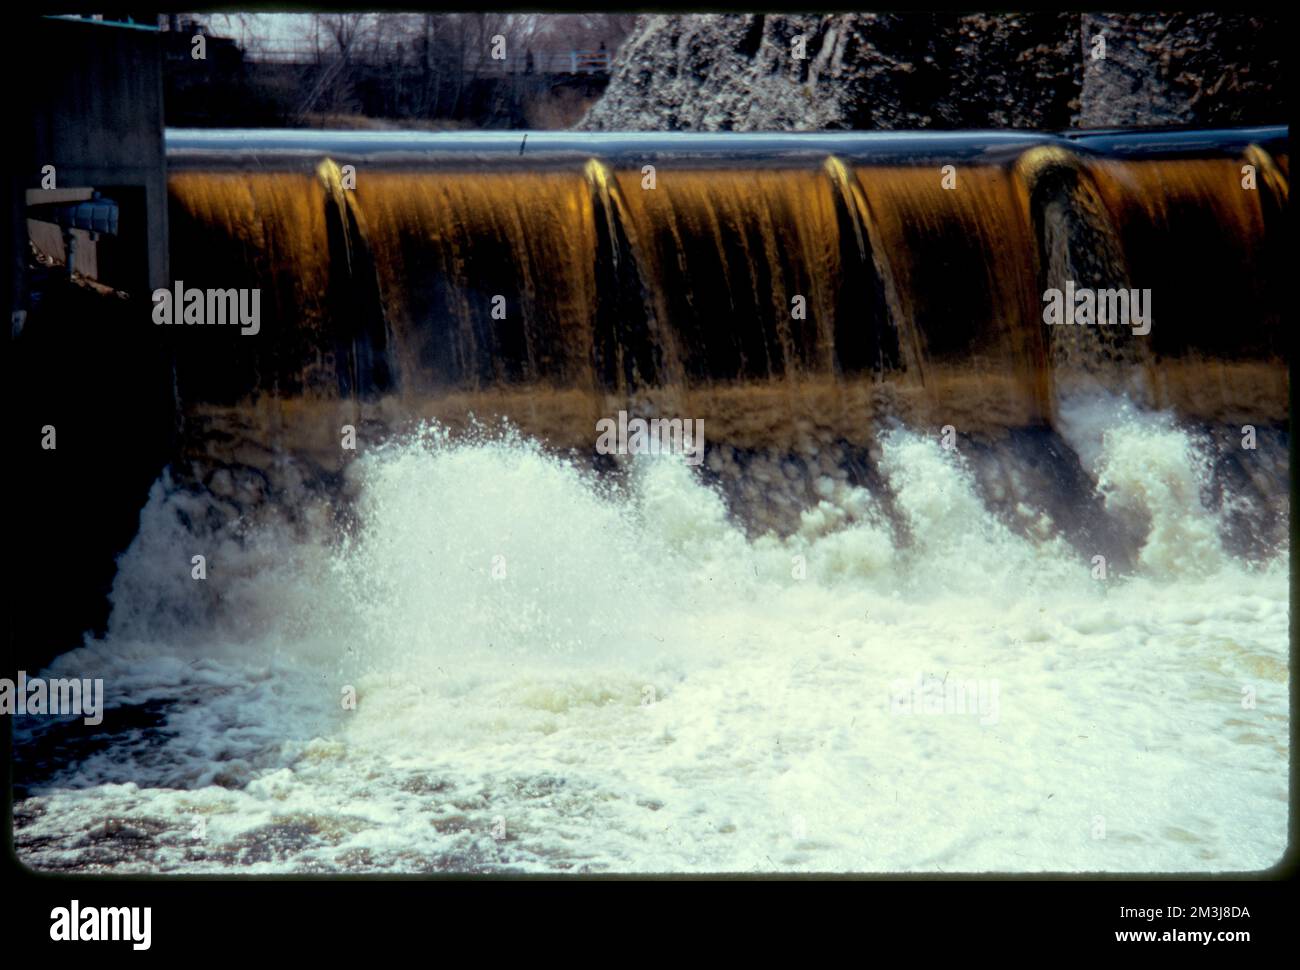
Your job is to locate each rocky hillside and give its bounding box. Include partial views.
[581,13,1285,130]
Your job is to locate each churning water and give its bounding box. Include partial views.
[12,129,1289,873]
[13,398,1288,873]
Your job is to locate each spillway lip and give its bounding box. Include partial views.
[165,126,1288,172]
[1065,124,1288,158]
[165,129,1067,170]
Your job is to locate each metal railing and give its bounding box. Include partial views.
[242,44,613,74]
[480,50,613,75]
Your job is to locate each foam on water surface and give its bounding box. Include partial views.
[12,400,1289,873]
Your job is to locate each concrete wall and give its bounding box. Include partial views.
[18,18,167,302]
[8,18,176,674]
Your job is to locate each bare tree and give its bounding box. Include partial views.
[297,14,372,118]
[191,12,642,127]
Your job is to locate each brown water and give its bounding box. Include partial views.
[12,130,1289,875]
[165,134,1287,489]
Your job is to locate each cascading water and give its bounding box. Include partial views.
[12,128,1289,873]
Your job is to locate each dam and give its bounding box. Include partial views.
[164,128,1288,434]
[12,123,1291,874]
[159,126,1289,544]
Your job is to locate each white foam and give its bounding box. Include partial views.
[15,409,1288,873]
[1058,394,1228,577]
